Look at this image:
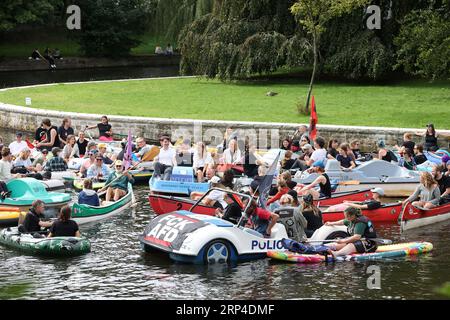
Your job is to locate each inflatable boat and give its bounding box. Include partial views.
[0,227,91,257]
[267,241,433,263]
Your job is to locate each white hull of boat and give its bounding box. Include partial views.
[401,211,450,231]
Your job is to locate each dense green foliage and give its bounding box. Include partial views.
[71,0,154,57]
[394,8,450,79]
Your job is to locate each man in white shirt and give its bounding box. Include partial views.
[8,133,28,156]
[306,136,327,167]
[0,147,23,182]
[153,136,176,180]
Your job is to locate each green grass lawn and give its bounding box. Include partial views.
[1,77,449,128]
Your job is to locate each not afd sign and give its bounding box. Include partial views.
[144,214,206,250]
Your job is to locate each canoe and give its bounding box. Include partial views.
[0,207,26,228]
[149,167,210,197]
[400,202,450,231]
[315,189,373,207]
[0,227,91,257]
[322,202,402,223]
[267,242,433,264]
[0,178,71,213]
[71,183,134,225]
[148,194,217,216]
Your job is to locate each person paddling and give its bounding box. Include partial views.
[324,207,378,257]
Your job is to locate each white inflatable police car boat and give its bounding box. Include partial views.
[139,189,347,264]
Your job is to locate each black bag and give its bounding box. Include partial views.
[11,166,28,174]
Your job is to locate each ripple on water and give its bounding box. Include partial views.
[1,185,450,299]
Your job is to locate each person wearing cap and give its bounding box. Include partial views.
[153,136,176,180]
[44,147,68,173]
[415,123,439,152]
[79,150,98,177]
[300,193,323,237]
[297,160,332,198]
[87,155,110,180]
[343,188,384,210]
[201,176,228,209]
[100,160,134,202]
[85,140,98,157]
[36,118,60,151]
[290,143,314,171]
[32,148,51,168]
[377,139,397,163]
[325,206,378,257]
[8,132,28,156]
[97,143,113,165]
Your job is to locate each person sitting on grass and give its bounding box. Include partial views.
[78,179,100,207]
[48,205,81,238]
[324,207,378,257]
[99,160,134,202]
[20,200,53,235]
[402,171,440,209]
[343,188,384,210]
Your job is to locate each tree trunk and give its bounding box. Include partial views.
[305,30,318,113]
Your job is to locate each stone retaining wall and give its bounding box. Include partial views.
[1,101,449,151]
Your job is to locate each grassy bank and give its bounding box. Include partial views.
[0,77,449,128]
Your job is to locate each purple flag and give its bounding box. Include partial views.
[123,129,132,170]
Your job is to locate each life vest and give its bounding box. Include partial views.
[347,215,377,239]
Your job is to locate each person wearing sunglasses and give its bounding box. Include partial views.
[101,160,134,202]
[87,155,110,180]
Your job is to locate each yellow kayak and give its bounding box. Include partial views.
[0,207,25,227]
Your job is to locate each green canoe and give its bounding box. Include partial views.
[0,178,71,212]
[71,183,134,225]
[0,227,91,257]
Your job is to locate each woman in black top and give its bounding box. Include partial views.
[281,138,291,151]
[301,194,323,237]
[413,144,428,165]
[377,140,397,163]
[297,161,332,198]
[87,116,113,141]
[48,205,81,238]
[222,169,234,189]
[327,139,339,159]
[36,119,60,151]
[416,124,439,152]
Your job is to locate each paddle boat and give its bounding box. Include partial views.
[148,188,374,216]
[294,159,420,197]
[0,227,91,257]
[0,178,71,217]
[322,202,403,223]
[149,166,210,197]
[140,189,348,264]
[71,183,134,225]
[0,207,26,228]
[267,241,433,263]
[400,202,450,231]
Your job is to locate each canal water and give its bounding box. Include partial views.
[1,70,449,300]
[0,184,449,300]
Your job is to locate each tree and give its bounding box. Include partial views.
[72,0,154,57]
[394,8,450,79]
[290,0,369,112]
[0,0,61,32]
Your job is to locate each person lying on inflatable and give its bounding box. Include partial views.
[324,207,378,257]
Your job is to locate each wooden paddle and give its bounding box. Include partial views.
[338,180,361,185]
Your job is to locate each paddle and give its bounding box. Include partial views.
[306,238,393,245]
[338,180,360,185]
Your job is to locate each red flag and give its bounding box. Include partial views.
[309,96,318,141]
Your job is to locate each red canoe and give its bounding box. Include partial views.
[322,202,403,223]
[400,202,450,231]
[315,189,373,207]
[149,194,216,216]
